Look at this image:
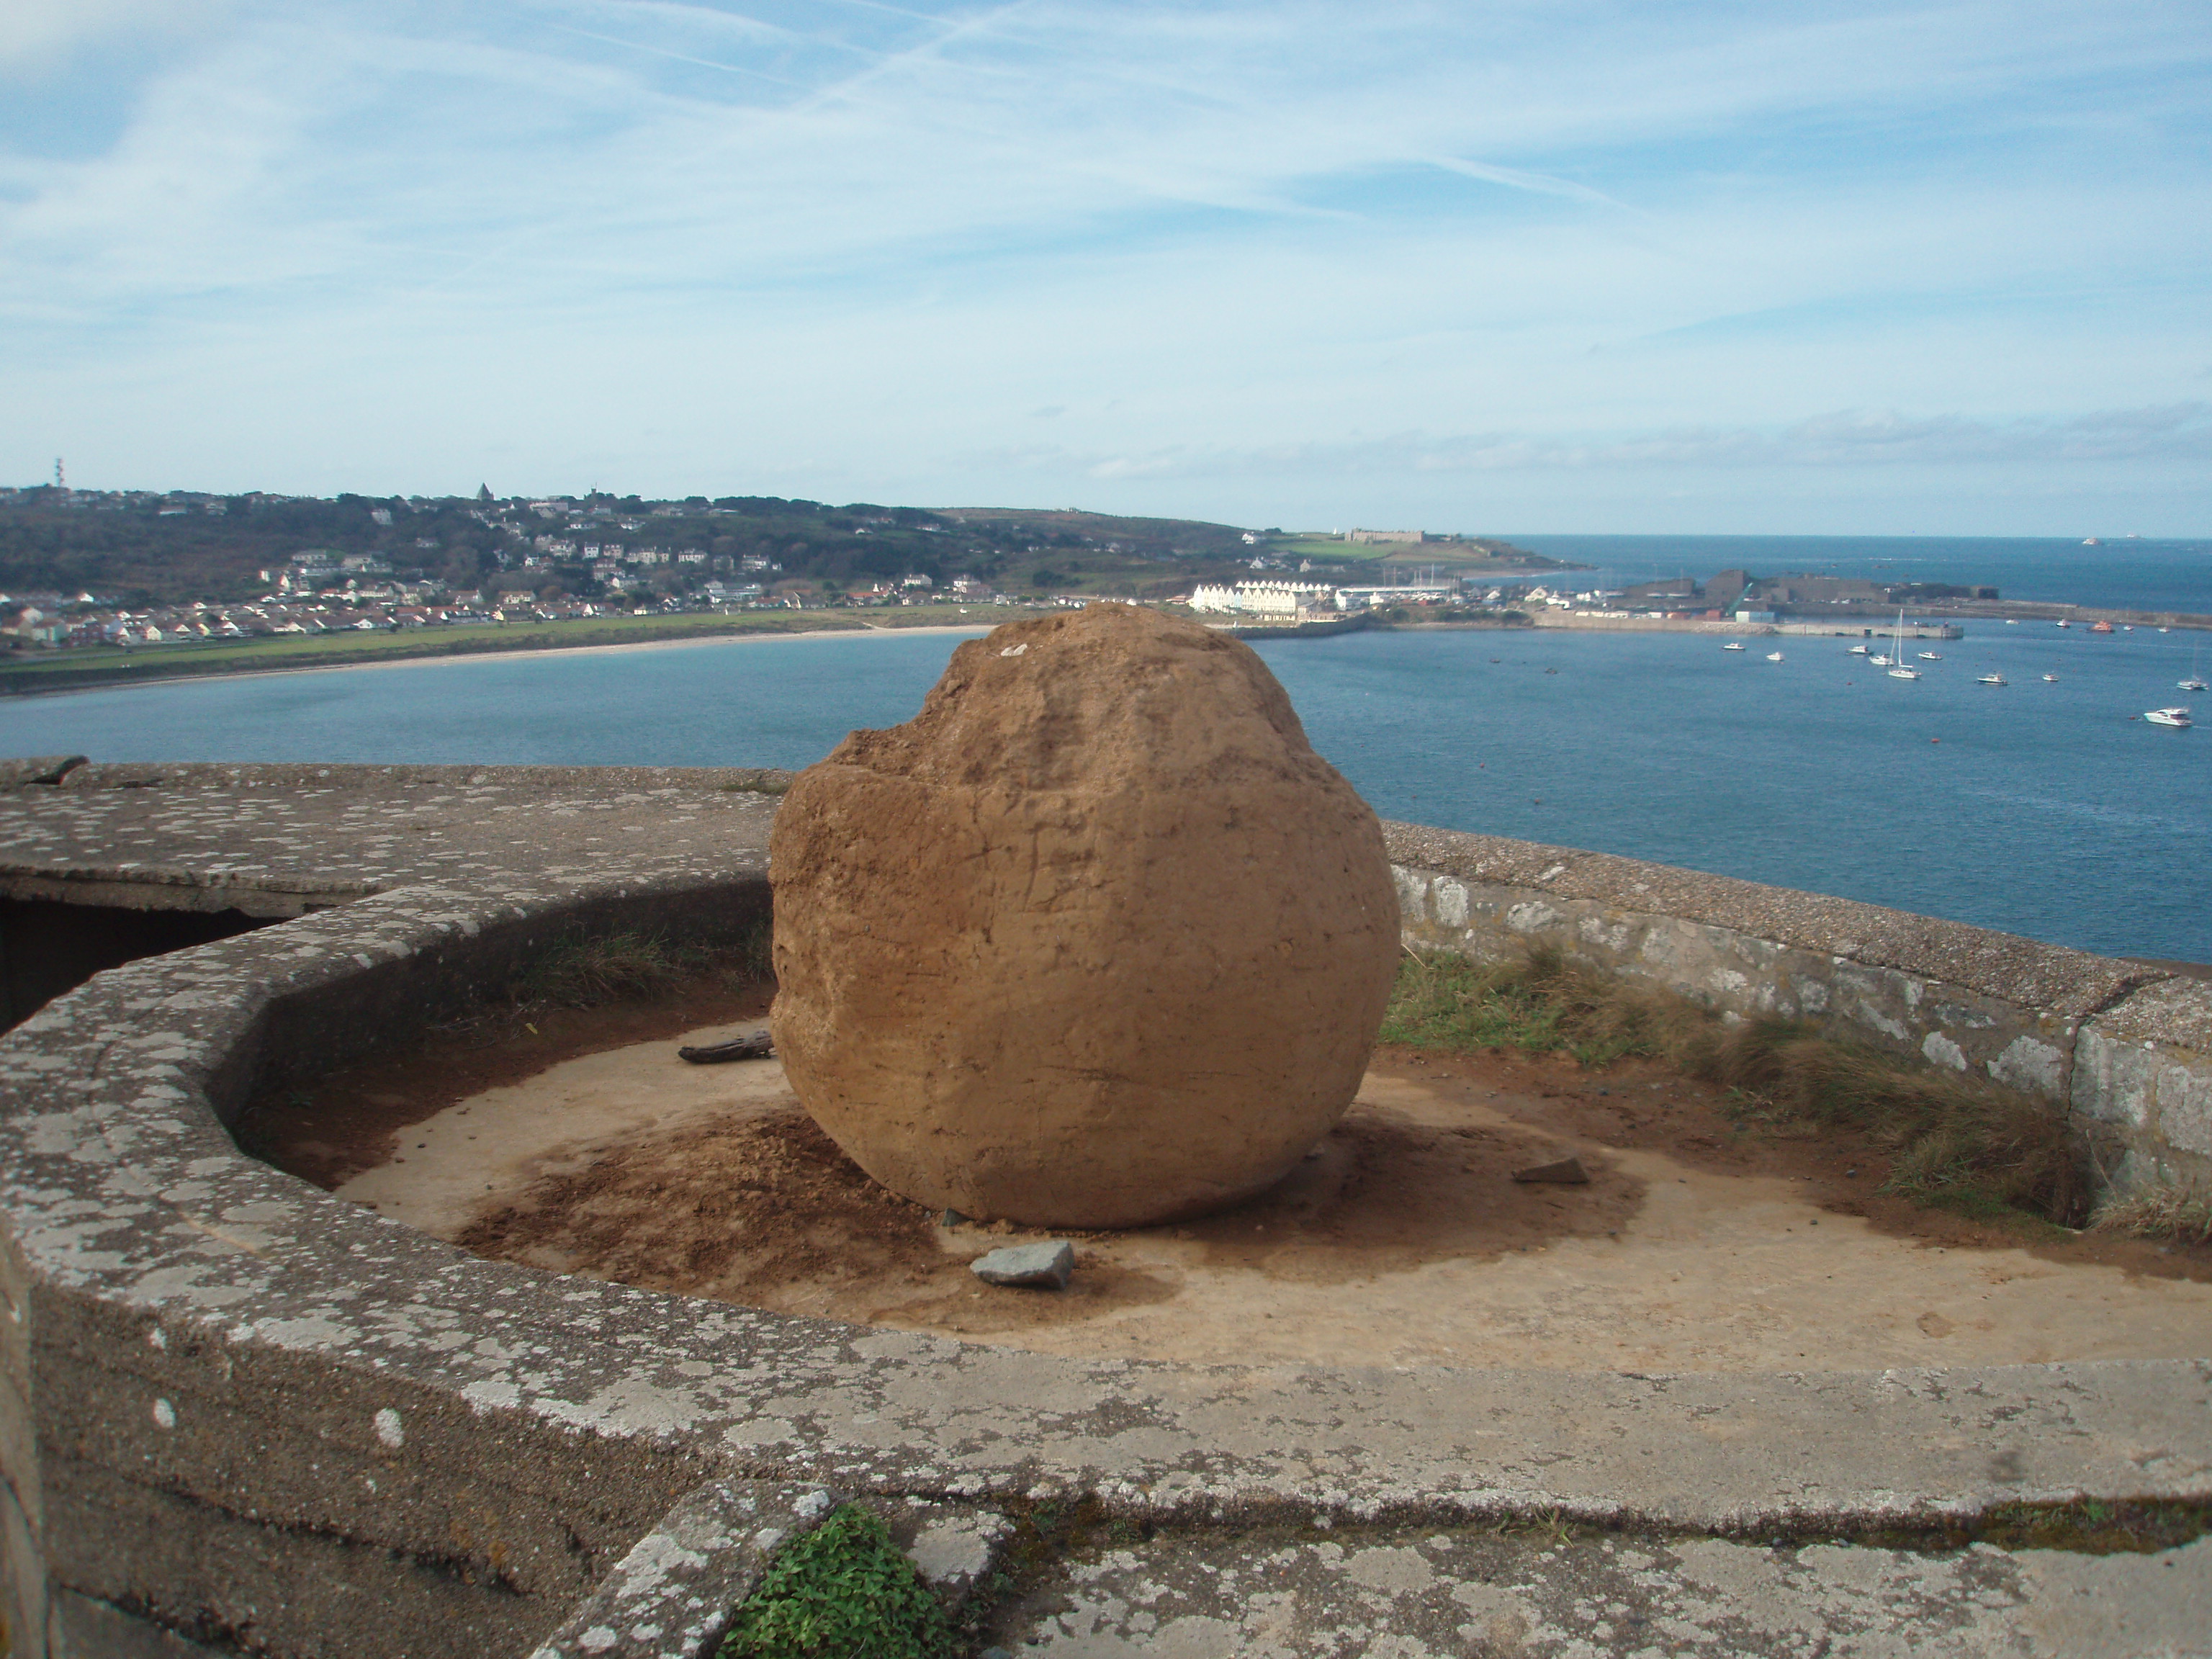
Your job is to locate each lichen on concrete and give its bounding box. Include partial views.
[0,763,2206,1658]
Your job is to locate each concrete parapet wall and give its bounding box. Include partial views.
[0,764,2206,1656]
[1382,822,2212,1195]
[2072,977,2212,1194]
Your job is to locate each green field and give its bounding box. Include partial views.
[0,604,1038,696]
[1265,534,1568,570]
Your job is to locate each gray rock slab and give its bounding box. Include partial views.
[986,1526,2212,1658]
[973,1241,1076,1289]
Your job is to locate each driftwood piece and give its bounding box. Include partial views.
[678,1030,775,1064]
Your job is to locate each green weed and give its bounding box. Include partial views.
[718,1504,956,1659]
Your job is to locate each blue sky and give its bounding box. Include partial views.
[2,1,2207,533]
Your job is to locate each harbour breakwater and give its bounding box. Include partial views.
[1532,613,1964,639]
[1534,606,2212,637]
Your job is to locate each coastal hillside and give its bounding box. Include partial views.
[0,485,1563,610]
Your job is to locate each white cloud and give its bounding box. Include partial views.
[0,1,2206,532]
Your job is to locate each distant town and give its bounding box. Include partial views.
[0,484,1560,662]
[4,484,2203,680]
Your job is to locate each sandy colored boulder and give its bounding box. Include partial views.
[768,603,1401,1228]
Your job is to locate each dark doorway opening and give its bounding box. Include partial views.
[1,899,279,1030]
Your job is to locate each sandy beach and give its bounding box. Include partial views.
[7,616,1008,698]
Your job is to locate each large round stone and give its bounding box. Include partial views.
[768,603,1401,1228]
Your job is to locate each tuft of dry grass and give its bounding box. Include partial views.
[511,922,774,1008]
[1380,945,1701,1068]
[2090,1182,2212,1245]
[1381,946,2087,1225]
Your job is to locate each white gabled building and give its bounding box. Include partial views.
[1189,580,1336,619]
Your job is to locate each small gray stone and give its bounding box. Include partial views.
[970,1241,1074,1290]
[1512,1156,1590,1184]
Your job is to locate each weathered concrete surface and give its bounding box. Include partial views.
[987,1526,2212,1658]
[0,761,790,917]
[0,763,2205,1658]
[0,758,84,791]
[1381,824,2146,1023]
[531,1483,1013,1659]
[52,1586,222,1656]
[2075,976,2212,1194]
[530,1481,837,1659]
[1385,822,2212,1195]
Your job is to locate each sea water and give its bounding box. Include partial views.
[1506,534,2212,616]
[7,547,2209,963]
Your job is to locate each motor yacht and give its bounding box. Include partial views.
[2145,707,2193,729]
[1977,673,2008,685]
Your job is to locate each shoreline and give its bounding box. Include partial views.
[8,590,2211,700]
[0,616,1013,700]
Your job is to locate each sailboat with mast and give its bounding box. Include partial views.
[2181,642,2209,694]
[1887,610,1920,680]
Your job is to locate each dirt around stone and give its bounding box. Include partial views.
[257,1009,2212,1370]
[234,974,771,1189]
[442,1090,1643,1333]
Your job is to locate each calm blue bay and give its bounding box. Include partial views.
[8,539,2209,963]
[1507,533,2212,615]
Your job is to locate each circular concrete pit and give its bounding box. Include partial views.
[6,763,2211,1659]
[267,1019,2212,1375]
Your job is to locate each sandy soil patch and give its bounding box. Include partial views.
[254,1015,2212,1374]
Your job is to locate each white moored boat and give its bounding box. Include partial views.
[1722,642,1745,651]
[1847,644,1871,655]
[1978,673,2007,685]
[2181,647,2208,693]
[1886,610,1920,680]
[2145,707,2193,728]
[1765,651,1784,662]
